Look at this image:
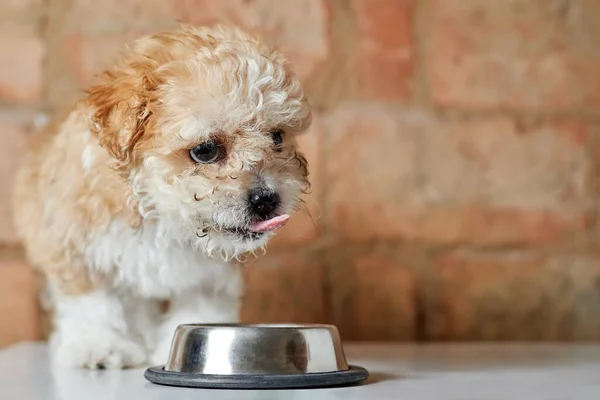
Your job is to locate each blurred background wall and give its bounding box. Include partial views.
[1,0,600,348]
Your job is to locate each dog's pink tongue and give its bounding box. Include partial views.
[249,214,290,233]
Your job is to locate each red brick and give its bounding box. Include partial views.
[0,256,41,348]
[270,116,323,248]
[0,110,35,244]
[241,252,326,323]
[64,0,329,81]
[430,0,600,110]
[65,32,150,86]
[330,253,416,340]
[169,0,253,26]
[351,0,414,100]
[326,105,591,244]
[325,105,417,241]
[65,0,329,83]
[66,0,173,33]
[0,0,42,16]
[425,250,600,340]
[0,24,43,103]
[170,0,331,81]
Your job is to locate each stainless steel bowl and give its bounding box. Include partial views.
[144,323,369,389]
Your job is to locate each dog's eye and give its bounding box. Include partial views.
[189,141,221,164]
[271,130,283,152]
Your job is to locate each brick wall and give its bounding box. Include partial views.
[2,0,600,346]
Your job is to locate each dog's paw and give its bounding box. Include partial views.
[52,333,147,369]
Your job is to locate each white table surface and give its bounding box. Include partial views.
[2,342,600,399]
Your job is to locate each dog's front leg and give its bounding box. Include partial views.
[150,277,242,365]
[51,287,147,369]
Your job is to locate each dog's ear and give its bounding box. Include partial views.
[85,57,160,170]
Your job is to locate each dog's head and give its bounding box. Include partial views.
[85,25,311,258]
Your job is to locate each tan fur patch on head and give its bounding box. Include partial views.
[85,54,159,171]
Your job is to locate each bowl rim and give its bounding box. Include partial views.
[175,323,337,330]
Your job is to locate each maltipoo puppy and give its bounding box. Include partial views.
[12,24,311,369]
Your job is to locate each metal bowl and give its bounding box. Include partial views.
[144,323,369,389]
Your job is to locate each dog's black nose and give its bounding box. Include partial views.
[248,188,280,219]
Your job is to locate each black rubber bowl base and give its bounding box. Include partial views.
[144,365,369,390]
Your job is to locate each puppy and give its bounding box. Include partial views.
[12,24,311,369]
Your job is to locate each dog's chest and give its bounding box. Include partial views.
[84,221,232,298]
